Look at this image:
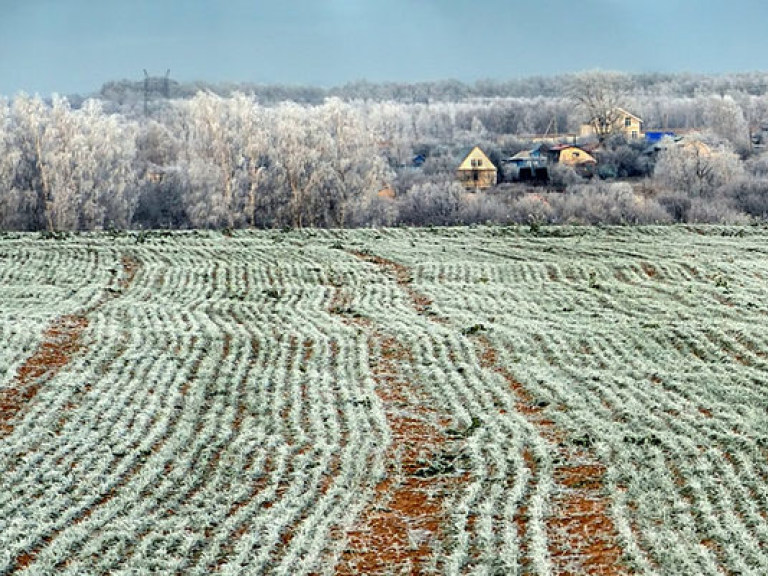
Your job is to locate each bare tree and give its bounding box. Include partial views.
[171,92,268,228]
[569,70,629,141]
[271,102,330,227]
[654,135,744,197]
[320,98,392,227]
[38,97,139,230]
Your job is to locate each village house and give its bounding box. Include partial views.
[547,144,597,166]
[456,146,497,190]
[643,134,713,158]
[502,142,598,182]
[503,146,549,182]
[580,108,643,140]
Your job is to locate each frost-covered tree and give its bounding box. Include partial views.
[136,120,180,167]
[568,70,629,141]
[7,94,54,230]
[703,95,750,154]
[0,98,36,229]
[367,101,415,167]
[318,98,391,226]
[174,92,258,228]
[654,135,744,197]
[42,97,138,230]
[269,99,390,228]
[269,101,332,227]
[5,95,139,231]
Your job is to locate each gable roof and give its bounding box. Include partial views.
[510,150,533,160]
[550,145,597,164]
[509,144,545,160]
[458,146,497,171]
[615,107,643,123]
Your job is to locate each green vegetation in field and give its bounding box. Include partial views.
[1,225,767,575]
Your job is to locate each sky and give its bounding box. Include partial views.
[1,0,767,96]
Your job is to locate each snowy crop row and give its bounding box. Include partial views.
[0,226,767,574]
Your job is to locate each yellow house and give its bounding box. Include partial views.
[457,146,497,190]
[651,135,712,157]
[680,138,712,156]
[580,108,643,140]
[548,145,597,166]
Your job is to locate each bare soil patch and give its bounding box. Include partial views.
[0,314,88,437]
[474,335,627,575]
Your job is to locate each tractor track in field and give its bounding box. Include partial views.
[0,314,89,438]
[348,249,627,575]
[1,254,139,440]
[5,253,140,573]
[329,250,461,575]
[474,335,627,575]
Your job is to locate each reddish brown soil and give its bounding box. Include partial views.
[6,253,140,571]
[331,252,461,575]
[121,255,139,287]
[640,262,658,278]
[0,314,89,437]
[335,334,465,576]
[475,335,627,575]
[350,251,436,317]
[335,251,626,573]
[13,552,35,571]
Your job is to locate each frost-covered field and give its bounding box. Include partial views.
[1,226,767,575]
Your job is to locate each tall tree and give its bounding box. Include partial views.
[320,98,391,227]
[703,95,750,154]
[9,94,54,230]
[39,97,138,230]
[569,70,629,141]
[0,98,36,230]
[174,92,265,228]
[271,101,335,227]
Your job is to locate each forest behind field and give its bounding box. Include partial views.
[3,71,768,231]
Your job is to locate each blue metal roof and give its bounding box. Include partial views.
[645,131,676,143]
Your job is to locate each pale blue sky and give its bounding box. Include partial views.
[1,0,766,96]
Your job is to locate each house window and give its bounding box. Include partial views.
[632,131,638,139]
[624,117,632,127]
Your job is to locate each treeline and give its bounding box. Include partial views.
[91,71,768,113]
[2,71,768,231]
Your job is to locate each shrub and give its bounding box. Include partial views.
[506,194,556,225]
[458,193,511,225]
[548,164,584,189]
[687,197,751,224]
[396,180,463,226]
[719,177,768,218]
[656,190,692,223]
[554,182,672,224]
